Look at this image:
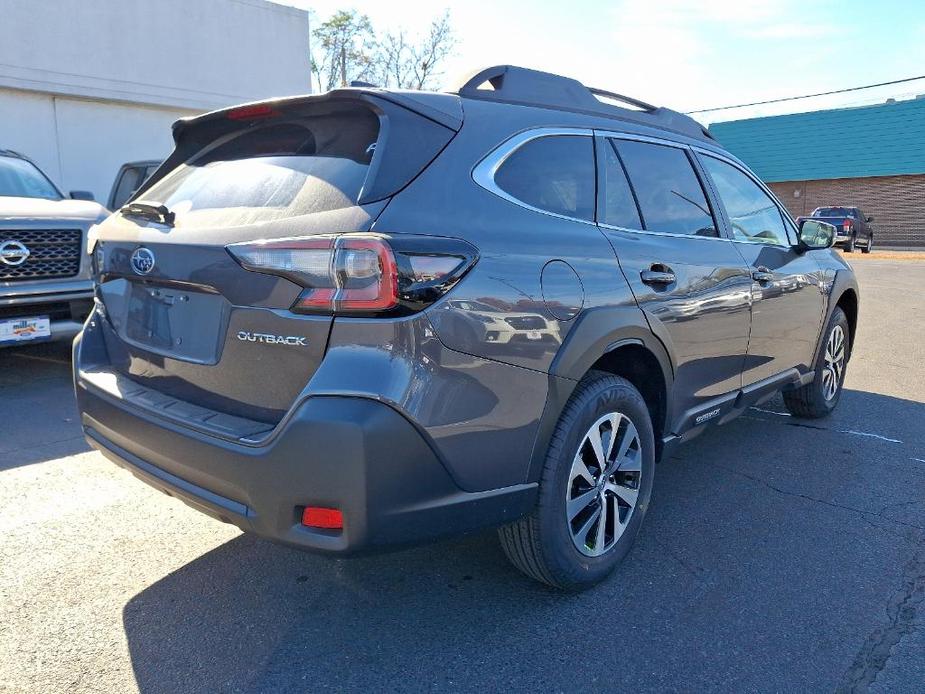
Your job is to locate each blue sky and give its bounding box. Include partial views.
[281,0,925,124]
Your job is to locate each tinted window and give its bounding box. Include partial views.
[599,140,642,229]
[615,140,716,237]
[701,156,790,245]
[112,166,147,209]
[0,156,61,200]
[142,111,379,228]
[813,207,856,218]
[495,135,595,221]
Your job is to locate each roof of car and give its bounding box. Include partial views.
[173,66,716,147]
[450,65,714,144]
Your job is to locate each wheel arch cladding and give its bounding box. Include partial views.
[531,309,674,481]
[588,344,668,454]
[835,288,858,357]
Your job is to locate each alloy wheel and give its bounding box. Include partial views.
[822,324,846,400]
[566,412,642,557]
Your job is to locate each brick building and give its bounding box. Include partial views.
[710,97,925,247]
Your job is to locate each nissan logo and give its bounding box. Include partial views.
[0,240,30,267]
[130,247,156,275]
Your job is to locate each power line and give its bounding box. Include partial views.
[686,75,925,114]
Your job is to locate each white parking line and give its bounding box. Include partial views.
[840,430,902,444]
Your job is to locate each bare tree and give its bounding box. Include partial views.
[310,10,456,93]
[310,10,375,92]
[371,12,456,90]
[407,12,455,90]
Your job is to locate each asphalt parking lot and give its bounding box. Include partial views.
[1,256,924,693]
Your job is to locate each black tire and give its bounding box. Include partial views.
[782,307,850,418]
[498,372,655,591]
[844,235,856,253]
[862,235,873,254]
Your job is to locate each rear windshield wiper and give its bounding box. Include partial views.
[120,200,176,226]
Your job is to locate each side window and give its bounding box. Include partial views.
[614,140,717,237]
[494,135,595,221]
[700,155,790,246]
[599,140,642,229]
[112,167,145,209]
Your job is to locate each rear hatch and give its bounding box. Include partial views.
[91,90,460,423]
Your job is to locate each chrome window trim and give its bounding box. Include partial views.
[471,127,597,226]
[691,146,798,249]
[597,221,733,242]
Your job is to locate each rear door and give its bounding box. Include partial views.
[595,134,753,432]
[695,152,826,385]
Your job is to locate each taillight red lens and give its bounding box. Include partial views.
[843,220,852,232]
[329,237,399,312]
[227,233,477,316]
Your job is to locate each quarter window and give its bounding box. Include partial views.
[494,135,595,221]
[614,140,717,237]
[701,155,790,245]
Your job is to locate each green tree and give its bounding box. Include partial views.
[310,10,375,92]
[310,10,456,93]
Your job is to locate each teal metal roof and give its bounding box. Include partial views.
[709,97,925,182]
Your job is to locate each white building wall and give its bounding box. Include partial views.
[0,0,310,204]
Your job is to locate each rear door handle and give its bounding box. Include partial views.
[640,265,676,285]
[752,266,774,283]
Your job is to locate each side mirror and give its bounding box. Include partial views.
[866,216,874,223]
[69,190,95,201]
[797,219,836,252]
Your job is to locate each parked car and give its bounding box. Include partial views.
[108,160,162,211]
[1,149,107,347]
[797,206,874,253]
[73,66,857,590]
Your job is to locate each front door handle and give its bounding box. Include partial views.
[640,265,676,285]
[752,266,774,283]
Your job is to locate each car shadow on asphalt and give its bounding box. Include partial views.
[121,530,559,692]
[120,388,925,692]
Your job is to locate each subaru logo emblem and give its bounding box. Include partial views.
[131,247,156,275]
[0,240,30,267]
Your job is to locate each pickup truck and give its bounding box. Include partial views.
[797,206,874,253]
[1,149,108,347]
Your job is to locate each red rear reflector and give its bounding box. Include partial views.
[227,104,278,121]
[302,507,343,529]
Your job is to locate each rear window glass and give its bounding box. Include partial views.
[615,140,717,237]
[813,207,856,218]
[494,135,595,221]
[141,111,379,227]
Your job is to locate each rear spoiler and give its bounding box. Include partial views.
[135,89,464,206]
[172,88,464,141]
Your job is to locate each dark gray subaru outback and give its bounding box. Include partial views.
[74,66,858,590]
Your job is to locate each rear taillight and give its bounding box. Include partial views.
[227,233,477,316]
[843,220,853,233]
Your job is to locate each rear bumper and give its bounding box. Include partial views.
[74,321,536,553]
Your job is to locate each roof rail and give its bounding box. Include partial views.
[453,65,714,142]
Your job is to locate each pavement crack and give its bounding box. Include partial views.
[836,543,925,693]
[700,461,925,532]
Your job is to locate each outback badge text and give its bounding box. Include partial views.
[236,331,307,346]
